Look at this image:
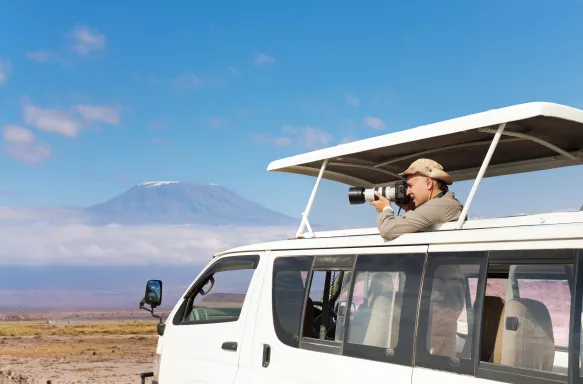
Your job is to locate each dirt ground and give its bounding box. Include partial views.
[0,314,161,384]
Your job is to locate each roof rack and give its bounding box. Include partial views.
[267,102,583,238]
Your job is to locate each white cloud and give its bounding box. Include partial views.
[253,125,333,149]
[254,53,276,65]
[68,24,106,56]
[2,125,51,164]
[364,116,385,129]
[23,105,81,137]
[74,105,122,125]
[299,126,333,149]
[26,50,57,63]
[0,209,296,266]
[346,93,359,107]
[3,125,35,143]
[0,60,11,85]
[251,134,292,147]
[229,66,241,76]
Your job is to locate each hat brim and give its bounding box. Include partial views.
[399,167,453,185]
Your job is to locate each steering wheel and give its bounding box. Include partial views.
[311,301,337,339]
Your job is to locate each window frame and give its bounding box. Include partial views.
[270,249,427,369]
[414,251,488,376]
[475,249,577,384]
[272,255,315,348]
[172,254,261,326]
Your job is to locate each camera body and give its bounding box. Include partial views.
[348,180,411,205]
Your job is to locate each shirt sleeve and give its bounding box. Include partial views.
[376,201,447,240]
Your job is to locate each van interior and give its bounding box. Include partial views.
[299,262,574,374]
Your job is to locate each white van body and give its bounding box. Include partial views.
[140,102,583,384]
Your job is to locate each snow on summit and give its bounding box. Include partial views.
[138,181,180,188]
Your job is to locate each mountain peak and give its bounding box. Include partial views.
[86,181,298,226]
[138,181,180,188]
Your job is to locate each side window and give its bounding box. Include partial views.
[342,253,425,365]
[176,255,260,325]
[306,268,353,342]
[415,251,487,375]
[271,251,425,368]
[346,271,404,348]
[272,256,314,347]
[299,254,356,355]
[483,263,572,375]
[427,264,480,358]
[475,249,578,384]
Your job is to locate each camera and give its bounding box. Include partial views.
[348,180,411,205]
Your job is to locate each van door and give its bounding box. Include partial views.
[251,246,427,384]
[157,253,265,384]
[411,246,579,384]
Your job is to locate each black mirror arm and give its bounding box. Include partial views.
[139,301,164,324]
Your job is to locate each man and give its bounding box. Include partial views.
[371,158,462,240]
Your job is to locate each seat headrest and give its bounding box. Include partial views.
[369,273,395,296]
[501,298,555,371]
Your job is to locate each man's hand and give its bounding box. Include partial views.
[370,192,391,213]
[395,199,416,212]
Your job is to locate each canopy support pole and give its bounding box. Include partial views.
[456,122,506,229]
[296,159,329,238]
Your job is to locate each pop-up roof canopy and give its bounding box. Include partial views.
[268,102,583,187]
[268,102,583,238]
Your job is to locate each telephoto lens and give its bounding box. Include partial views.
[348,186,382,204]
[348,181,410,205]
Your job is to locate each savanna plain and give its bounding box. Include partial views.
[0,310,164,384]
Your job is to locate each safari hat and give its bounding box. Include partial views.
[399,158,453,185]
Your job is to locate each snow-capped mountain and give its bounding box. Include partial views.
[84,181,298,226]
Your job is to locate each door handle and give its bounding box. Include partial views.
[262,344,271,367]
[221,341,237,351]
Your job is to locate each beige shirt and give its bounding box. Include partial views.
[377,191,462,240]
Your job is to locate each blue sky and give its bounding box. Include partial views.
[1,0,583,226]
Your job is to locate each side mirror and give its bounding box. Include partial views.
[199,276,214,296]
[144,279,163,308]
[139,279,165,332]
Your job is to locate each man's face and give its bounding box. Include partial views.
[405,174,432,207]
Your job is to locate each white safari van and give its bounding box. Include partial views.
[138,102,583,384]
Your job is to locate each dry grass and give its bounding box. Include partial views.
[0,321,156,337]
[0,321,158,360]
[0,319,158,383]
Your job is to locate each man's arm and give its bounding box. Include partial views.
[376,202,445,240]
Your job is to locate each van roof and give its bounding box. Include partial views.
[267,102,583,186]
[214,210,583,257]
